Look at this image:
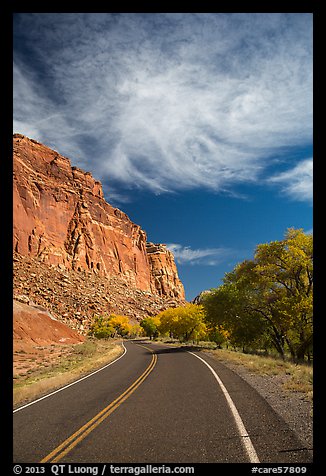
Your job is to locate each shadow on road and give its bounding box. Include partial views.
[130,339,203,355]
[153,345,201,355]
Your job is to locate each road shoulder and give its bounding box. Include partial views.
[202,349,313,452]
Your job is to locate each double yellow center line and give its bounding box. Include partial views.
[40,345,157,463]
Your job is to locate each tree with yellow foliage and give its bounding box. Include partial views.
[130,323,144,338]
[206,324,230,349]
[89,313,132,338]
[140,316,161,339]
[203,229,313,360]
[253,228,313,360]
[157,304,207,343]
[108,314,132,337]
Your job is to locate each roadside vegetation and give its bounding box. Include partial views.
[88,313,142,339]
[204,346,313,400]
[88,229,313,363]
[138,229,313,398]
[203,229,313,362]
[13,338,123,407]
[139,230,313,359]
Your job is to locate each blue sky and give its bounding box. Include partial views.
[13,13,313,300]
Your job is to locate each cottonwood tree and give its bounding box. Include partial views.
[157,304,207,343]
[254,228,313,360]
[203,279,269,353]
[89,314,132,338]
[203,229,313,360]
[140,317,160,340]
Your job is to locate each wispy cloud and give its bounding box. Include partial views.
[13,13,312,200]
[166,243,231,266]
[268,158,313,203]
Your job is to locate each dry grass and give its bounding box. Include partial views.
[203,347,313,400]
[13,338,124,408]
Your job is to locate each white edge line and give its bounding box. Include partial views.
[13,341,127,414]
[188,350,260,464]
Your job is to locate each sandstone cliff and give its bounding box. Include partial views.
[146,243,185,298]
[13,134,185,300]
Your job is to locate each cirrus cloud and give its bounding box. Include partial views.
[13,13,312,201]
[166,243,232,266]
[268,158,313,203]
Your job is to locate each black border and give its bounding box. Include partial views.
[3,2,321,473]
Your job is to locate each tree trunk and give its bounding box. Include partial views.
[284,335,296,360]
[271,332,285,359]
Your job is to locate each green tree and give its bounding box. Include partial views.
[206,324,230,349]
[202,229,313,360]
[203,280,268,352]
[140,317,160,339]
[253,228,313,360]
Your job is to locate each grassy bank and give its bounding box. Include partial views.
[203,347,313,400]
[13,338,124,408]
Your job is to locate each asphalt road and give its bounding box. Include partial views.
[13,340,312,463]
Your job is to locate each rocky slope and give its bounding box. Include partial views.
[13,298,86,384]
[13,299,85,351]
[13,133,184,300]
[13,252,184,334]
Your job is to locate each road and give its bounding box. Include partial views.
[13,340,312,463]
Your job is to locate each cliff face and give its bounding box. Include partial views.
[146,243,185,299]
[13,134,185,300]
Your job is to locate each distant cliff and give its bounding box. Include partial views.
[191,290,212,304]
[13,134,185,300]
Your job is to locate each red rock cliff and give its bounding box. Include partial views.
[13,134,185,299]
[147,243,185,298]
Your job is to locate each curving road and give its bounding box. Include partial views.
[13,340,312,463]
